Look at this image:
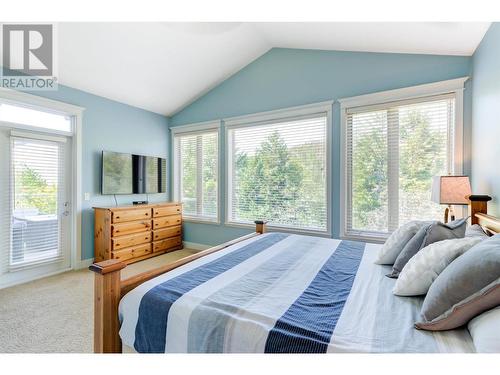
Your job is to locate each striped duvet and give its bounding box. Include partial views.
[118,232,474,353]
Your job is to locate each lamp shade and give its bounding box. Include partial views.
[431,176,471,205]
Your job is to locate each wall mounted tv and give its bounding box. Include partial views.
[101,151,167,195]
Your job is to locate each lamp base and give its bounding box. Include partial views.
[444,205,455,224]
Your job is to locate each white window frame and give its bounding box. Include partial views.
[0,87,85,273]
[224,100,333,236]
[171,120,221,224]
[339,77,468,243]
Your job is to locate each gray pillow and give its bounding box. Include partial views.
[465,224,489,239]
[375,221,432,265]
[415,234,500,331]
[387,218,467,278]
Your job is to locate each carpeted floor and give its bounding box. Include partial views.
[0,249,198,353]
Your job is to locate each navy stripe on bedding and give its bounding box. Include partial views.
[134,232,289,353]
[264,240,366,353]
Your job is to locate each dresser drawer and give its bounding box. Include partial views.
[112,232,151,251]
[153,215,182,229]
[153,236,182,253]
[111,243,152,262]
[112,208,151,223]
[153,204,182,218]
[153,225,182,241]
[112,220,151,236]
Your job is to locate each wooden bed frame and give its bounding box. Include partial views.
[89,195,499,354]
[469,195,500,234]
[89,220,268,353]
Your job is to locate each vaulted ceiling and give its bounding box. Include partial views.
[57,22,491,116]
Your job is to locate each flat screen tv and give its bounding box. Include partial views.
[101,151,167,195]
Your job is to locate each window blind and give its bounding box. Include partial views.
[345,94,456,237]
[7,136,66,269]
[173,130,218,221]
[227,114,328,232]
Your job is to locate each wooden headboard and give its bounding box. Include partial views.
[475,213,500,235]
[468,195,499,235]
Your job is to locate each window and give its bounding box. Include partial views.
[343,91,461,240]
[227,113,329,232]
[173,127,219,222]
[0,102,72,134]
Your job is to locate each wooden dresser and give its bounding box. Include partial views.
[93,202,182,264]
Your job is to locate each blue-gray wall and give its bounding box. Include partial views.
[32,86,169,260]
[471,23,500,215]
[170,48,473,245]
[12,44,481,255]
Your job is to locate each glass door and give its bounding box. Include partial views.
[0,130,71,288]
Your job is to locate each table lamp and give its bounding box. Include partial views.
[431,176,471,223]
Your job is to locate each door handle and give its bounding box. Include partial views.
[62,201,70,216]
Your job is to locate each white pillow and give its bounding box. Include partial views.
[468,306,500,353]
[393,237,481,296]
[374,221,426,265]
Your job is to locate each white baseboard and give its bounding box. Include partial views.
[183,241,211,252]
[75,258,94,270]
[0,267,72,290]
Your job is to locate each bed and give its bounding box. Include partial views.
[119,233,473,353]
[89,200,498,353]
